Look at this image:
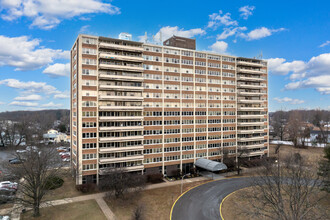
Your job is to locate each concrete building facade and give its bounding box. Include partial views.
[70,34,269,185]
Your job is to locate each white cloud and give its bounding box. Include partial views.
[54,91,70,99]
[319,40,330,48]
[0,78,60,95]
[269,53,330,95]
[14,94,42,101]
[41,102,63,108]
[274,97,305,105]
[239,5,255,19]
[43,63,70,77]
[9,101,38,107]
[240,27,286,40]
[217,26,247,40]
[285,75,330,95]
[0,35,69,71]
[267,58,307,75]
[153,26,205,43]
[209,41,228,54]
[268,53,330,77]
[0,102,5,105]
[0,0,120,29]
[79,25,90,33]
[207,10,238,29]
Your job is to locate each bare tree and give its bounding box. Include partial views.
[318,145,330,192]
[236,146,250,175]
[3,146,63,217]
[287,112,302,148]
[0,120,27,148]
[300,124,311,148]
[99,168,146,199]
[272,110,287,141]
[313,110,329,145]
[131,204,145,220]
[240,153,328,220]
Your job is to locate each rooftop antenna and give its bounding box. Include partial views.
[144,32,148,43]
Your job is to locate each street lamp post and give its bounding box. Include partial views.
[181,173,191,194]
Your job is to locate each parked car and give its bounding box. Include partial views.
[62,158,70,162]
[9,158,25,164]
[0,181,17,190]
[61,155,70,159]
[59,152,70,156]
[57,147,67,152]
[16,149,27,153]
[26,146,38,151]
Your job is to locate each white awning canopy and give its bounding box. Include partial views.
[195,158,228,172]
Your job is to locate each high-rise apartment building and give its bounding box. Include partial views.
[70,34,269,185]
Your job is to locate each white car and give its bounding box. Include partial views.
[0,181,18,190]
[26,146,38,151]
[59,152,70,156]
[62,158,70,162]
[16,149,27,153]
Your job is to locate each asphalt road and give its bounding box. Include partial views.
[171,177,256,220]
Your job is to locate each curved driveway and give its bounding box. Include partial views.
[171,177,256,220]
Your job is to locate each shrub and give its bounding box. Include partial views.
[45,176,64,190]
[75,183,97,193]
[146,173,163,183]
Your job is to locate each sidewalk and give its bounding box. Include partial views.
[7,175,210,220]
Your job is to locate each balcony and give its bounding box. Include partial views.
[99,105,143,111]
[99,155,144,164]
[239,144,265,149]
[99,63,143,72]
[99,135,144,142]
[237,99,264,104]
[237,76,266,81]
[238,136,265,142]
[99,126,143,132]
[99,165,144,174]
[99,52,144,62]
[237,121,265,126]
[99,73,143,82]
[238,91,266,96]
[99,145,144,153]
[237,115,265,119]
[237,106,265,111]
[237,61,264,67]
[99,42,144,52]
[99,116,143,121]
[99,95,143,101]
[237,83,266,89]
[99,84,143,91]
[237,68,264,74]
[237,129,265,134]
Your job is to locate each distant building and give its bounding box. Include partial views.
[118,32,132,41]
[163,35,196,50]
[43,129,69,143]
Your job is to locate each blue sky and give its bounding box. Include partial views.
[0,0,329,112]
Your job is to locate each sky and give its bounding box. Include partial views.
[0,0,329,112]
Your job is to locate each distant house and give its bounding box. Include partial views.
[43,129,69,143]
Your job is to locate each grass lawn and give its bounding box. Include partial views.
[43,171,85,201]
[269,144,324,165]
[106,180,209,220]
[222,186,330,220]
[21,200,106,220]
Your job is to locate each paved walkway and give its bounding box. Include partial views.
[4,176,210,220]
[96,198,116,220]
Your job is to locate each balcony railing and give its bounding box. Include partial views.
[237,61,264,67]
[99,105,143,111]
[99,42,144,52]
[99,52,143,62]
